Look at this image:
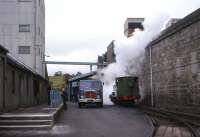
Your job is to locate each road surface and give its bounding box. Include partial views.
[0,103,153,137]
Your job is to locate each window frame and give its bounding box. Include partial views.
[18,0,32,2]
[18,46,31,54]
[19,24,31,32]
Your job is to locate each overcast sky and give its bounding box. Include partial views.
[45,0,200,76]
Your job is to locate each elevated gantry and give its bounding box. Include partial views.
[44,61,108,72]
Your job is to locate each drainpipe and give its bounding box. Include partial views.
[149,46,154,107]
[34,0,37,71]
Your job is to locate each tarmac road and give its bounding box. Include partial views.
[0,103,153,137]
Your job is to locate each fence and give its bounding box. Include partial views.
[50,90,62,108]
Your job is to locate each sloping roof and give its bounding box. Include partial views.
[7,54,36,73]
[147,8,200,48]
[0,45,46,80]
[0,45,8,53]
[69,71,97,82]
[7,54,47,80]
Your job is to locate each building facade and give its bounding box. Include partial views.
[97,40,116,69]
[106,40,116,64]
[0,0,45,77]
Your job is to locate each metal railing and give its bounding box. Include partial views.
[50,90,62,108]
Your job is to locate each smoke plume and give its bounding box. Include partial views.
[99,13,170,104]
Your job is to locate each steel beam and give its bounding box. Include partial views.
[44,61,108,66]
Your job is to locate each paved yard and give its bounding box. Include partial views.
[0,103,153,137]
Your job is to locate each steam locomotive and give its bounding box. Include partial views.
[109,76,140,105]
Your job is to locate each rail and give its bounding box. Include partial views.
[140,107,200,137]
[145,114,158,137]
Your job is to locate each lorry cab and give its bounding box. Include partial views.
[78,80,103,108]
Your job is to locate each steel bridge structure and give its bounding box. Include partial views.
[44,61,108,72]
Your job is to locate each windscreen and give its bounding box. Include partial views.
[80,81,102,91]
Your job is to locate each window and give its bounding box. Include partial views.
[18,46,30,54]
[18,0,32,2]
[40,49,43,58]
[19,24,30,32]
[38,27,40,35]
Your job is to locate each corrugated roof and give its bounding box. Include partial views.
[69,71,97,82]
[0,45,8,53]
[0,45,46,80]
[7,54,47,80]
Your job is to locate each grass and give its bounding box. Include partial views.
[49,75,66,90]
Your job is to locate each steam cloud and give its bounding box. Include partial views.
[99,13,170,104]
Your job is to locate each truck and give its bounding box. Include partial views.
[78,80,103,108]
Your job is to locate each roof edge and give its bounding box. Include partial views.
[0,45,9,53]
[147,8,200,48]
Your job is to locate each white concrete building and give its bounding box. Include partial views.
[124,18,144,38]
[0,0,45,77]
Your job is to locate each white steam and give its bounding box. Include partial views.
[99,13,170,105]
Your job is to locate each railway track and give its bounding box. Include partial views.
[142,107,200,137]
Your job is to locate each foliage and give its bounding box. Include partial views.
[54,71,62,76]
[49,73,73,90]
[49,75,65,90]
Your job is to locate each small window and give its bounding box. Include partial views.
[18,0,32,2]
[40,49,43,58]
[38,27,40,35]
[19,24,30,32]
[38,48,40,56]
[18,46,30,54]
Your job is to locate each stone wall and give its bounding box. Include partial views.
[141,8,200,113]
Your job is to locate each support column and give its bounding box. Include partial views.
[90,65,92,72]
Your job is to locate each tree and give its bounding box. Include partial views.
[54,71,62,76]
[64,73,72,85]
[75,72,82,76]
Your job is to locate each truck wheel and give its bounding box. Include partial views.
[82,103,85,107]
[96,103,99,107]
[78,103,82,108]
[100,102,103,108]
[96,102,103,108]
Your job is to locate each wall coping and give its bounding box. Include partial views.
[147,8,200,48]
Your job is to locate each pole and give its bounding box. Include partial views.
[90,65,92,72]
[150,47,154,107]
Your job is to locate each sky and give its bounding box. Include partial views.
[45,0,200,76]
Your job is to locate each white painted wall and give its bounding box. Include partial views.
[0,0,45,77]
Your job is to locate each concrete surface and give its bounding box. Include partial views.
[0,104,63,130]
[0,103,153,137]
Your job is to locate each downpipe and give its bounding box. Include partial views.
[149,47,154,107]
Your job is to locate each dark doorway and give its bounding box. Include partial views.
[0,57,6,110]
[33,79,39,104]
[18,75,23,107]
